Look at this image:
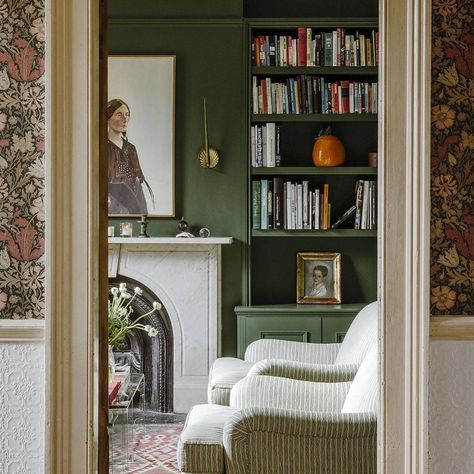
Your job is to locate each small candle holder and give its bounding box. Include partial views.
[138,215,150,238]
[120,222,133,237]
[107,226,115,238]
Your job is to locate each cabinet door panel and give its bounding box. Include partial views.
[238,316,322,357]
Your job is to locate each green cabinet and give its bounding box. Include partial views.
[235,303,364,358]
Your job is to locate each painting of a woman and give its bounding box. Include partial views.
[107,98,154,215]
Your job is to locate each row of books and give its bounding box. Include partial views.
[252,28,379,68]
[252,179,377,230]
[252,76,378,115]
[354,180,377,230]
[252,179,332,230]
[250,123,282,167]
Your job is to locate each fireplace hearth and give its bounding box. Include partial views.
[110,277,173,412]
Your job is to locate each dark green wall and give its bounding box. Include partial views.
[108,7,246,356]
[109,1,243,19]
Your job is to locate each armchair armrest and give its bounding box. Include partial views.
[248,359,359,382]
[244,338,341,364]
[223,408,376,474]
[230,375,351,413]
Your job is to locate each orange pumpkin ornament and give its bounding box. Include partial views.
[312,126,346,167]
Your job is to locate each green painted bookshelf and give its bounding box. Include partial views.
[243,18,379,354]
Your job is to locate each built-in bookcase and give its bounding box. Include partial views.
[238,19,378,348]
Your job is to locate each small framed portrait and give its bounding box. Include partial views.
[107,55,176,217]
[297,252,341,304]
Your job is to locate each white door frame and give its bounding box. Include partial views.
[45,0,431,472]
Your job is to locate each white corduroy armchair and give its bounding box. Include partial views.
[178,344,378,474]
[208,301,378,405]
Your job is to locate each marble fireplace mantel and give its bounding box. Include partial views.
[108,237,233,412]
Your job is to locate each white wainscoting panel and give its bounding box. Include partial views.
[429,341,474,473]
[0,341,45,474]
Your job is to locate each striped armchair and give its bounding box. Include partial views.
[208,301,378,405]
[178,344,378,474]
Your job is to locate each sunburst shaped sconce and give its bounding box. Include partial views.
[198,97,220,168]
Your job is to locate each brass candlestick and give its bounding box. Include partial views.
[198,97,220,168]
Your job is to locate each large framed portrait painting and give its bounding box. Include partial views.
[107,55,175,217]
[297,252,341,304]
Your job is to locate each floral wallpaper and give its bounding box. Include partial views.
[431,0,474,316]
[0,0,45,319]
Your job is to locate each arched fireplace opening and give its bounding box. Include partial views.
[109,276,173,412]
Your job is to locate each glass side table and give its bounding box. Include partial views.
[108,372,145,471]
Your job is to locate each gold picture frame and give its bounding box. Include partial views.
[297,252,341,304]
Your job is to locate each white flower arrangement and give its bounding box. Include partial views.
[108,283,162,350]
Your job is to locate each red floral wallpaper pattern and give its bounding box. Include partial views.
[431,0,473,315]
[0,0,45,319]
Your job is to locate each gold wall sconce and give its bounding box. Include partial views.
[198,97,220,168]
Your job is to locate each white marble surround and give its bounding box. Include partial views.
[108,237,232,412]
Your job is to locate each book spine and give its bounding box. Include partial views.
[331,204,356,229]
[297,27,306,66]
[354,180,363,229]
[261,179,268,229]
[258,35,266,66]
[252,181,261,229]
[268,35,276,66]
[296,183,303,229]
[261,125,267,167]
[306,28,313,65]
[256,125,263,167]
[291,183,296,229]
[361,180,369,229]
[302,180,309,229]
[250,125,256,167]
[273,178,284,229]
[323,183,329,229]
[324,32,333,66]
[267,122,276,167]
[275,125,281,166]
[315,189,320,229]
[332,30,338,66]
[266,78,273,114]
[340,80,350,114]
[267,179,273,229]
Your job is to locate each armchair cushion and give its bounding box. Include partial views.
[244,338,341,364]
[230,375,351,413]
[223,407,377,474]
[248,358,358,382]
[334,301,378,366]
[177,404,238,474]
[342,344,378,413]
[208,358,254,405]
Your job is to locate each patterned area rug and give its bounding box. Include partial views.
[110,423,183,474]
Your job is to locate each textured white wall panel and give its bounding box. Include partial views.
[429,341,474,473]
[0,343,45,474]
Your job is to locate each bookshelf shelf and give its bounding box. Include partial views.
[251,166,377,176]
[252,66,378,76]
[252,113,377,122]
[251,229,377,238]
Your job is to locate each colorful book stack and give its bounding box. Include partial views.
[252,28,379,67]
[251,123,281,167]
[354,180,377,229]
[252,76,378,115]
[252,179,332,230]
